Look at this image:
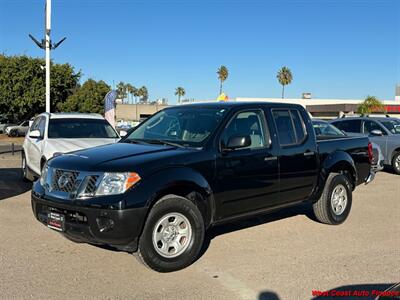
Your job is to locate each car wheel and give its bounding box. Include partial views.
[392,152,400,175]
[137,194,205,272]
[9,129,17,137]
[21,152,30,182]
[312,173,352,225]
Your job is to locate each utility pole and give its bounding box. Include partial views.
[29,0,66,113]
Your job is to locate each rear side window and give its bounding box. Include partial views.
[332,120,361,133]
[272,109,307,146]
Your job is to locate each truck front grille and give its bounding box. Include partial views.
[51,169,80,193]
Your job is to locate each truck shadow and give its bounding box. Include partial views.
[199,203,314,259]
[0,168,32,200]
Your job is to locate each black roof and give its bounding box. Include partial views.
[167,101,304,110]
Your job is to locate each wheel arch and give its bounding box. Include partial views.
[134,167,215,230]
[311,151,357,202]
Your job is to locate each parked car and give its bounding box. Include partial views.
[331,116,400,174]
[5,120,29,137]
[0,116,16,134]
[312,119,384,172]
[22,113,120,181]
[32,102,373,272]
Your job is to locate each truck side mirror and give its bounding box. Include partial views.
[224,135,251,151]
[370,129,383,136]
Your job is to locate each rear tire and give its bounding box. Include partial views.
[392,152,400,175]
[137,195,205,272]
[312,173,352,225]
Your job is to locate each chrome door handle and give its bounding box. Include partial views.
[304,151,315,156]
[264,156,277,161]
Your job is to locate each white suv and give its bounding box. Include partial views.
[22,112,120,181]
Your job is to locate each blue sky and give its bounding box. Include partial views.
[0,0,399,104]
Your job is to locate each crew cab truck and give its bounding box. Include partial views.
[31,102,373,272]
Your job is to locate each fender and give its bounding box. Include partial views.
[123,166,215,228]
[310,150,357,202]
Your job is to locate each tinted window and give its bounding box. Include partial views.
[272,110,296,145]
[380,119,400,134]
[38,117,46,136]
[363,120,386,135]
[313,121,345,137]
[222,110,269,149]
[30,117,41,131]
[127,107,228,147]
[48,119,118,139]
[332,120,361,133]
[291,110,307,142]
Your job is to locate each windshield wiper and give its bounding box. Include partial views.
[140,139,186,148]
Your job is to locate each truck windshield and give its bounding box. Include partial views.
[48,118,119,139]
[380,119,400,134]
[126,107,228,147]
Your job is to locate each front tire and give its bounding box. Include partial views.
[312,173,352,225]
[21,152,31,182]
[9,129,18,137]
[137,195,205,272]
[392,152,400,175]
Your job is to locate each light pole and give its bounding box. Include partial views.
[29,0,66,113]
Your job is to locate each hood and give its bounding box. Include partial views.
[47,138,119,154]
[48,142,184,172]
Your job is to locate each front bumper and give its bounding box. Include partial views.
[31,187,147,252]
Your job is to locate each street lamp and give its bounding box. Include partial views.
[29,0,66,113]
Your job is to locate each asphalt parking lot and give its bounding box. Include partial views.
[0,153,399,300]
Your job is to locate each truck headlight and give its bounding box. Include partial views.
[40,164,49,186]
[95,172,141,196]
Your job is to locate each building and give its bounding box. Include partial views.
[396,85,400,102]
[116,103,168,122]
[116,97,400,122]
[236,97,400,119]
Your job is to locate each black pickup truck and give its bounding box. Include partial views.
[32,102,373,272]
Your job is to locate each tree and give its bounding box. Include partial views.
[126,83,136,104]
[276,66,293,99]
[357,96,386,115]
[116,81,128,102]
[175,87,185,104]
[0,54,80,121]
[57,79,110,114]
[217,65,229,95]
[138,86,148,103]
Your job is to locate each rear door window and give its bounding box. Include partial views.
[332,120,361,133]
[272,109,307,146]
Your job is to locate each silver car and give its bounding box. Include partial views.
[5,120,30,137]
[331,116,400,174]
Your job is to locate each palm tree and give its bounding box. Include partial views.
[126,84,136,104]
[276,67,293,99]
[357,96,386,115]
[133,87,140,103]
[175,87,185,104]
[217,65,229,95]
[116,81,128,102]
[138,86,148,103]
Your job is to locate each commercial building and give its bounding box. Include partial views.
[116,96,400,122]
